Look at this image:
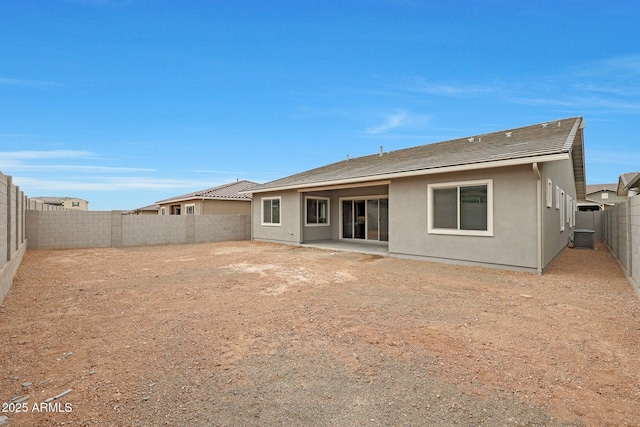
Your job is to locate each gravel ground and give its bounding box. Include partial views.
[0,240,638,426]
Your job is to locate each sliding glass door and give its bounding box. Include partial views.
[341,197,388,242]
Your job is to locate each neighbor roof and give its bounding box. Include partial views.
[617,172,640,196]
[586,183,618,194]
[250,117,586,198]
[156,180,258,204]
[31,196,88,204]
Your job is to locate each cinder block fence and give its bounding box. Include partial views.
[1,172,28,304]
[25,210,251,249]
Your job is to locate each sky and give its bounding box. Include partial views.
[1,0,639,211]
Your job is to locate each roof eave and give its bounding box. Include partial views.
[248,153,571,194]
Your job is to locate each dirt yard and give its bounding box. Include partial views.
[0,240,638,426]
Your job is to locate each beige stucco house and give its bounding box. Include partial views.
[156,180,258,216]
[247,117,586,274]
[31,196,89,210]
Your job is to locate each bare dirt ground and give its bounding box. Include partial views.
[1,240,639,426]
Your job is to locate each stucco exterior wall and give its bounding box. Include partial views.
[252,191,302,244]
[540,158,577,268]
[389,165,539,272]
[158,199,250,216]
[201,199,251,215]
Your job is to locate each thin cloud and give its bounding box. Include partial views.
[15,176,208,192]
[0,150,93,160]
[0,77,62,88]
[400,77,497,96]
[367,111,409,134]
[366,110,431,135]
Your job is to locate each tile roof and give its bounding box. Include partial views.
[251,117,585,196]
[617,172,640,196]
[586,183,618,194]
[156,180,259,204]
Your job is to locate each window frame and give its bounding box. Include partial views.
[261,196,282,226]
[305,196,330,226]
[185,204,195,215]
[560,189,565,231]
[427,179,494,237]
[546,179,553,208]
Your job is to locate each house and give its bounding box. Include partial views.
[126,204,160,215]
[617,172,640,197]
[31,196,89,210]
[156,180,258,216]
[577,183,625,211]
[247,117,586,274]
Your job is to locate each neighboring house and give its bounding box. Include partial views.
[247,117,586,274]
[156,180,258,216]
[126,204,160,215]
[577,184,624,211]
[617,172,640,197]
[31,196,89,210]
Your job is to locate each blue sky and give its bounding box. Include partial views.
[1,0,639,210]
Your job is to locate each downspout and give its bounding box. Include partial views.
[533,162,543,275]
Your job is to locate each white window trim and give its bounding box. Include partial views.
[567,195,573,228]
[304,196,330,227]
[427,179,494,237]
[261,196,282,226]
[560,189,565,231]
[160,207,166,216]
[185,203,195,215]
[546,179,553,208]
[555,186,560,210]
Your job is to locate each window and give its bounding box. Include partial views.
[160,207,166,216]
[567,195,573,228]
[428,179,493,236]
[305,197,329,226]
[546,179,553,208]
[601,192,609,200]
[556,186,561,210]
[262,197,281,225]
[72,201,80,207]
[185,204,195,215]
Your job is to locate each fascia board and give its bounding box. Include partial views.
[248,153,570,194]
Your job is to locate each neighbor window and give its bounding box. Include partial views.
[160,207,166,215]
[428,179,493,236]
[305,196,329,225]
[72,201,80,207]
[185,204,195,215]
[546,179,553,208]
[262,197,281,225]
[601,192,609,200]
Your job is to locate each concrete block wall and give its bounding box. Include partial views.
[26,210,113,249]
[1,172,28,305]
[630,196,640,294]
[120,215,187,247]
[26,210,251,249]
[194,214,251,243]
[602,196,639,297]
